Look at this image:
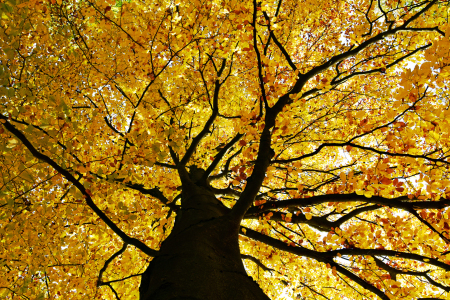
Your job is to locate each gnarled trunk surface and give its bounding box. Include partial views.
[139,184,270,300]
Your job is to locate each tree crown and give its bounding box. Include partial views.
[1,0,450,298]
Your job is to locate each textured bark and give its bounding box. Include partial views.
[139,183,270,300]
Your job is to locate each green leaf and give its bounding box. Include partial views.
[3,48,14,59]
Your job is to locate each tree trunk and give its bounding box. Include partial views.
[139,184,270,300]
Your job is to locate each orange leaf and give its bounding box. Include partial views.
[380,177,392,185]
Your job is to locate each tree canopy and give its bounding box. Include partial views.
[1,0,450,298]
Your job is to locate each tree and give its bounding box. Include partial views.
[1,0,450,298]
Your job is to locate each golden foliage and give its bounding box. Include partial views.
[1,0,450,298]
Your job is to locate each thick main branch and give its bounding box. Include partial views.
[0,116,158,257]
